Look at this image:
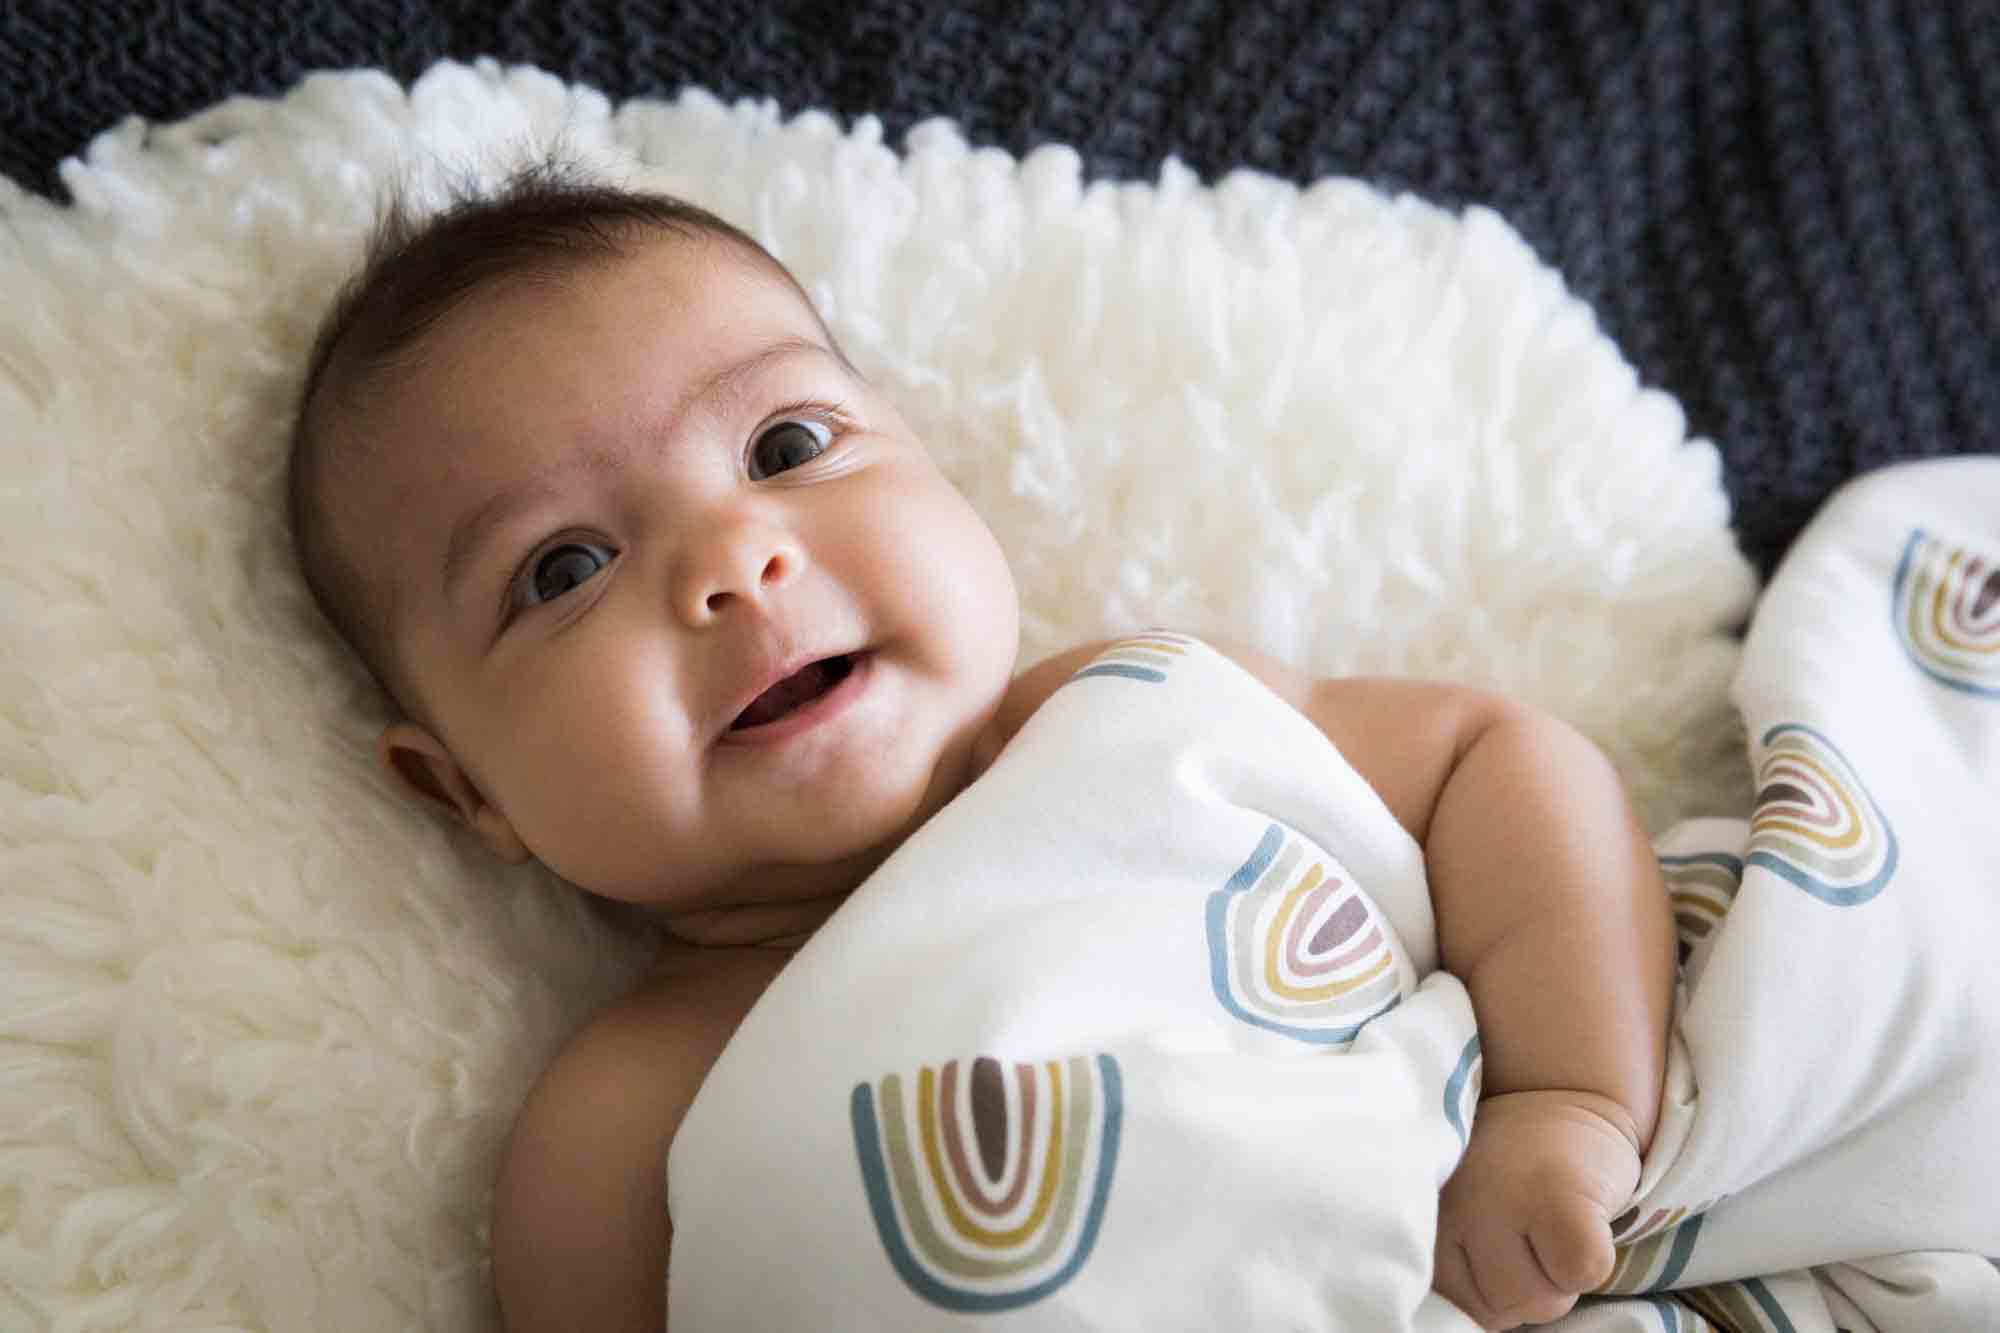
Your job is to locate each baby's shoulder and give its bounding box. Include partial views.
[1003,635,1528,850]
[972,633,1270,775]
[490,946,783,1331]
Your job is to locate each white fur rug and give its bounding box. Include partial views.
[0,58,1757,1331]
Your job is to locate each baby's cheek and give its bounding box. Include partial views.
[501,649,702,897]
[881,474,1016,664]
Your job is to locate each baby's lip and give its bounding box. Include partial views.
[714,645,863,742]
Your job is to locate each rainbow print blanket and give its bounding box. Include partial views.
[665,459,2000,1331]
[1556,458,2000,1332]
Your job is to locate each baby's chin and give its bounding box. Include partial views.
[756,733,981,893]
[534,658,1004,914]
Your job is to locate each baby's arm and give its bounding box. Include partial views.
[1214,644,1675,1329]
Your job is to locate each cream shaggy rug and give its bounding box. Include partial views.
[0,58,1757,1331]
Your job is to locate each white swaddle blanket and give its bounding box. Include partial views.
[671,626,1483,1330]
[668,459,2000,1331]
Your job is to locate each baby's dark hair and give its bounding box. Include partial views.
[286,157,837,723]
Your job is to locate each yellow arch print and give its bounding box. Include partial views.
[1745,724,1897,906]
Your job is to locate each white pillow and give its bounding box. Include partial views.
[0,57,1755,1332]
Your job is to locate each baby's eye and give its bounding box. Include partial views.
[523,541,613,606]
[747,418,832,480]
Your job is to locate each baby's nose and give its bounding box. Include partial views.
[675,516,803,625]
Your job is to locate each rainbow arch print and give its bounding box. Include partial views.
[1442,1036,1482,1147]
[1677,1278,1803,1333]
[1657,852,1742,966]
[1206,823,1407,1045]
[1596,1206,1711,1295]
[1892,529,2000,696]
[850,1053,1123,1313]
[1746,724,1897,907]
[1063,631,1199,686]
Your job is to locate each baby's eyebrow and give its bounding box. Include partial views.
[438,335,830,611]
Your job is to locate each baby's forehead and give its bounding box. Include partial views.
[402,232,824,389]
[327,231,838,556]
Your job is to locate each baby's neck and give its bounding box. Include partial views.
[657,821,914,953]
[662,889,853,951]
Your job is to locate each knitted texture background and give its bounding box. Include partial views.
[4,0,1995,578]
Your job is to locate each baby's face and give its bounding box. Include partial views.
[348,235,1019,917]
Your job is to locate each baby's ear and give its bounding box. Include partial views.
[377,722,532,864]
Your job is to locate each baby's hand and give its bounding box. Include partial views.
[1432,1089,1642,1329]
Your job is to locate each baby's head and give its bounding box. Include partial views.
[288,162,1019,927]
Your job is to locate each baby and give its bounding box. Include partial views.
[287,163,1675,1332]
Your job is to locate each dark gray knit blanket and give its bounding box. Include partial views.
[4,0,1994,578]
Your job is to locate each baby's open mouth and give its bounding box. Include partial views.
[730,654,858,730]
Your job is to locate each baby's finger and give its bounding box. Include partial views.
[1470,1230,1577,1329]
[1431,1236,1503,1329]
[1528,1198,1617,1295]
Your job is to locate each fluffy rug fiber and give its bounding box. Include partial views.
[0,58,1757,1331]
